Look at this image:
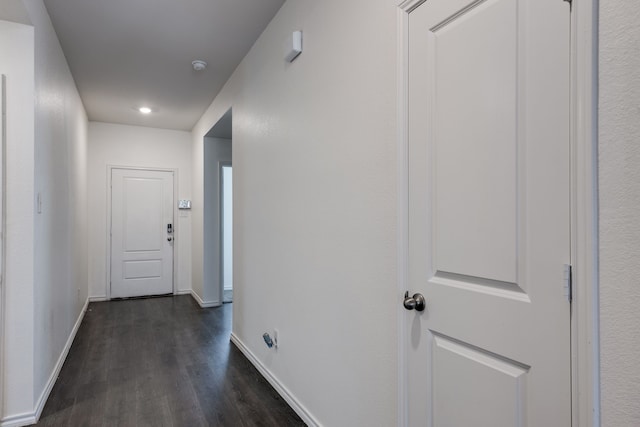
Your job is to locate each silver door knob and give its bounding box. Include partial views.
[167,237,173,242]
[403,291,425,311]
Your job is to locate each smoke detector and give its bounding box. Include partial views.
[192,60,207,71]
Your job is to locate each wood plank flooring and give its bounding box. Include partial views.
[34,295,305,427]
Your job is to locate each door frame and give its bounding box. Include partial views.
[219,161,232,300]
[395,1,600,426]
[106,165,179,300]
[0,74,6,423]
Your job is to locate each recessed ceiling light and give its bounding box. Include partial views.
[139,107,152,114]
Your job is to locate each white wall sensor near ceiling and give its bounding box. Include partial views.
[285,30,303,63]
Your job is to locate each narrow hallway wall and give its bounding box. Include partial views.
[1,0,89,421]
[25,0,89,408]
[192,1,398,425]
[0,18,35,419]
[599,1,640,425]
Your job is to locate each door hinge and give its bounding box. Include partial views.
[563,264,573,303]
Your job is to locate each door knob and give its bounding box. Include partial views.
[403,291,425,311]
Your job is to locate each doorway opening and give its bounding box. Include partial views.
[203,108,232,306]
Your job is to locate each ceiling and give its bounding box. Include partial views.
[44,0,285,131]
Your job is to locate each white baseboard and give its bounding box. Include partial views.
[230,333,320,427]
[1,299,89,427]
[190,290,221,308]
[35,298,89,421]
[0,412,38,427]
[0,412,36,427]
[91,292,195,300]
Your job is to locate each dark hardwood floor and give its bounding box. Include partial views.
[34,295,305,427]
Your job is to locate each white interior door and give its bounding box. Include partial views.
[404,0,571,425]
[111,168,174,299]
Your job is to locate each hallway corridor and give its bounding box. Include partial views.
[35,296,304,426]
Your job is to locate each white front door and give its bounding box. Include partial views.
[111,168,174,299]
[404,0,571,425]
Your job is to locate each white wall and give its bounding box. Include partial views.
[24,0,89,411]
[192,1,398,425]
[0,19,35,419]
[599,1,640,425]
[1,0,89,421]
[88,122,192,298]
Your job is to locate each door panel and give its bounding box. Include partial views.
[123,177,163,251]
[431,332,528,426]
[123,260,163,280]
[406,0,571,425]
[432,0,517,284]
[111,169,174,298]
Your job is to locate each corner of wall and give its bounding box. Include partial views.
[0,18,36,420]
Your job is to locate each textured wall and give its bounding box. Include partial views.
[599,1,640,425]
[192,0,398,425]
[0,19,35,418]
[22,0,90,407]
